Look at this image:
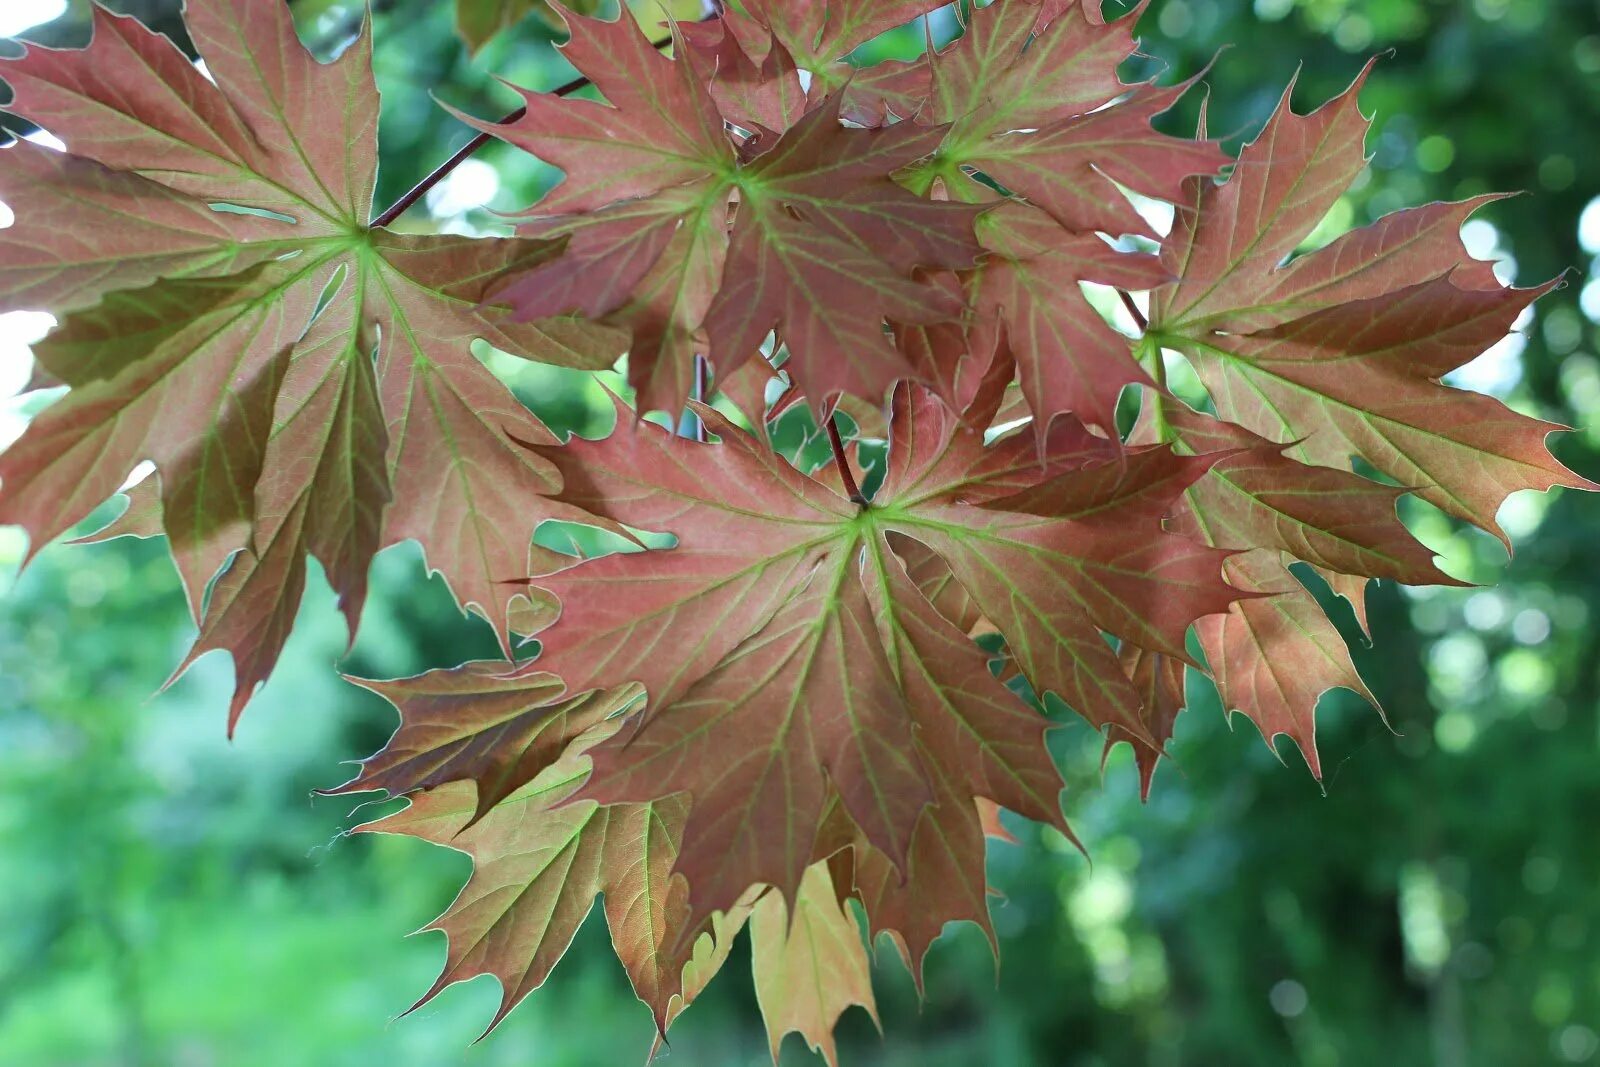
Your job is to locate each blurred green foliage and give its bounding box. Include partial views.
[2,0,1598,1064]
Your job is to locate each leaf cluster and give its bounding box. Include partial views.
[0,0,1588,1059]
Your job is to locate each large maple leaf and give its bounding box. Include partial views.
[473,0,1227,433]
[492,387,1240,932]
[338,660,879,1052]
[0,1,620,726]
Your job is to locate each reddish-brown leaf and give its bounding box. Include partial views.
[328,664,640,821]
[968,203,1170,439]
[1153,397,1457,587]
[1195,551,1381,779]
[902,2,1224,231]
[473,22,981,411]
[680,18,807,134]
[500,389,1238,937]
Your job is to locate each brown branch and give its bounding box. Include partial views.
[826,415,867,506]
[372,103,523,229]
[370,29,685,229]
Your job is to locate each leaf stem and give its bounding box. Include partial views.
[827,415,867,507]
[1135,335,1175,444]
[691,354,709,442]
[1116,288,1148,332]
[370,28,688,229]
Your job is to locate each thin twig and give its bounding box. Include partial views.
[370,29,685,229]
[826,416,867,506]
[372,104,525,229]
[1116,288,1149,332]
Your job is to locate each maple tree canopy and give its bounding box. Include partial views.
[0,0,1589,1061]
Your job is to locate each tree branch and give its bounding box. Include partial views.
[370,29,685,229]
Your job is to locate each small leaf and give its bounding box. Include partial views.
[750,863,878,1067]
[1196,551,1381,779]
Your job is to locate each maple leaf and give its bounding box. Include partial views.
[1155,401,1454,774]
[339,662,787,1042]
[0,1,620,727]
[472,3,1231,422]
[350,677,882,1056]
[749,862,878,1067]
[901,0,1225,233]
[1151,398,1455,586]
[506,387,1238,932]
[7,0,1595,1059]
[356,736,712,1036]
[1112,66,1592,780]
[334,373,1355,1049]
[806,0,1225,439]
[468,12,982,413]
[739,0,947,74]
[1198,550,1381,777]
[701,96,984,404]
[1146,66,1594,545]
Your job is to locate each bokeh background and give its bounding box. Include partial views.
[2,0,1598,1064]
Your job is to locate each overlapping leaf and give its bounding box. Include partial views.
[470,10,983,413]
[680,15,809,134]
[328,664,640,820]
[749,862,877,1067]
[505,388,1239,930]
[6,2,1594,1062]
[469,1,1230,431]
[338,384,1240,1048]
[902,0,1225,229]
[0,1,620,726]
[851,0,1226,440]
